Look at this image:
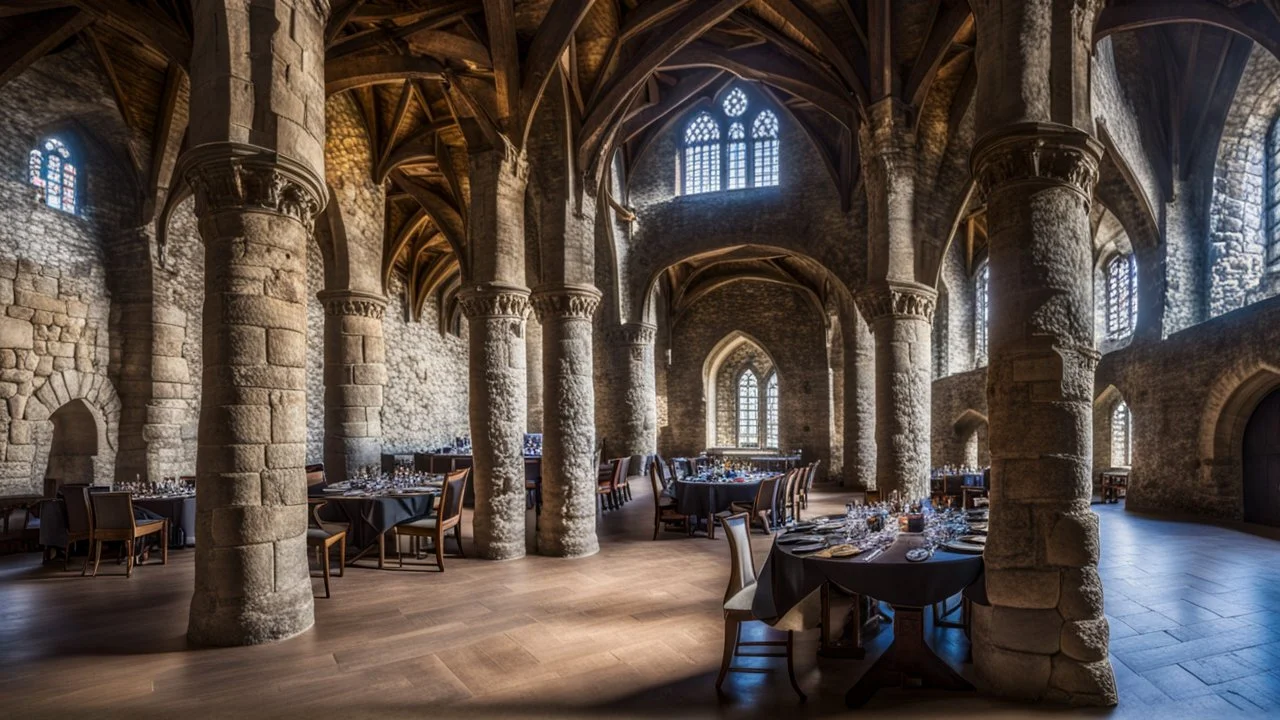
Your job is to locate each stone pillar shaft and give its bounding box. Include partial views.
[460,284,529,561]
[532,284,600,557]
[857,282,934,499]
[842,309,875,487]
[971,123,1116,705]
[320,290,386,482]
[608,322,657,462]
[184,143,325,646]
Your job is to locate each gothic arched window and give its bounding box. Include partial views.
[679,87,781,195]
[737,371,760,448]
[1111,400,1132,467]
[764,372,779,448]
[1106,254,1136,340]
[28,137,78,214]
[975,263,989,366]
[1267,114,1280,266]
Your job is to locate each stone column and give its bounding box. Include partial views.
[856,282,934,499]
[460,284,529,561]
[842,308,875,487]
[183,144,325,646]
[971,126,1116,705]
[607,322,657,464]
[319,290,386,482]
[525,313,543,433]
[531,284,600,557]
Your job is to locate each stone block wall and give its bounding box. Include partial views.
[931,367,988,468]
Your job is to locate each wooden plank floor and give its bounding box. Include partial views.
[3,484,1280,718]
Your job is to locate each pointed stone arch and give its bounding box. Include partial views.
[22,368,120,488]
[702,330,777,449]
[1199,362,1280,520]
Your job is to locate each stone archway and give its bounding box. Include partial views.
[702,331,777,450]
[47,399,100,487]
[25,368,120,490]
[952,409,989,468]
[1200,364,1280,521]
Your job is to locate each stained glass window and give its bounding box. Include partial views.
[28,137,77,214]
[1268,115,1280,266]
[752,110,779,187]
[1111,401,1132,467]
[723,88,748,117]
[975,263,989,366]
[683,112,721,195]
[1106,254,1136,340]
[727,122,747,190]
[737,371,760,448]
[764,372,779,449]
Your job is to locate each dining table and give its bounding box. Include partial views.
[310,486,441,564]
[752,525,984,706]
[672,475,770,535]
[133,494,197,547]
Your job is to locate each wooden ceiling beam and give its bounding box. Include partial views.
[70,0,189,64]
[325,54,446,95]
[620,69,723,143]
[0,7,92,90]
[903,0,971,110]
[0,0,73,18]
[392,171,469,280]
[1095,0,1280,60]
[590,0,693,106]
[327,1,478,56]
[518,0,596,145]
[482,0,520,125]
[759,0,867,108]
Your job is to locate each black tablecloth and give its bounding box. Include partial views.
[752,535,983,623]
[312,491,439,550]
[673,479,761,517]
[134,496,197,547]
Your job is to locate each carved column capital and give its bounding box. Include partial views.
[530,284,601,322]
[605,322,657,346]
[317,290,388,320]
[858,99,916,180]
[458,282,531,319]
[970,123,1103,202]
[856,281,937,324]
[178,142,327,231]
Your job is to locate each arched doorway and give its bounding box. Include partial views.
[1243,388,1280,527]
[46,399,100,487]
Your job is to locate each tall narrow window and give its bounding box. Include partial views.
[28,137,77,214]
[975,263,989,366]
[683,112,721,194]
[1111,401,1132,467]
[727,122,747,190]
[764,373,779,448]
[752,110,779,187]
[1267,114,1280,266]
[737,371,760,448]
[1106,254,1136,340]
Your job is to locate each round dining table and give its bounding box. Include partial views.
[310,488,440,566]
[133,494,197,547]
[752,533,983,706]
[672,477,763,536]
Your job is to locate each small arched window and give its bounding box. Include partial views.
[752,110,779,187]
[975,263,989,366]
[764,372,779,449]
[28,137,78,214]
[1111,400,1132,467]
[683,112,721,195]
[1267,114,1280,266]
[1106,254,1136,340]
[679,87,781,195]
[737,371,760,448]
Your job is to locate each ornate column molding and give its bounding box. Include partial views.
[856,281,937,324]
[317,290,387,320]
[178,142,327,231]
[530,284,601,322]
[859,98,916,176]
[970,122,1104,203]
[458,282,531,319]
[604,322,657,346]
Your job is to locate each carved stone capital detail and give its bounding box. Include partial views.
[971,123,1103,201]
[530,284,601,322]
[458,283,531,319]
[318,290,387,320]
[179,142,327,231]
[857,282,937,323]
[605,322,656,347]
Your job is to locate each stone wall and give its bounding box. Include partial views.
[664,281,831,475]
[1208,46,1280,318]
[937,237,977,376]
[931,367,988,468]
[305,236,325,463]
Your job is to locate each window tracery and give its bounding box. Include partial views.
[678,88,781,195]
[28,137,77,214]
[737,371,760,448]
[1106,254,1136,340]
[764,372,779,449]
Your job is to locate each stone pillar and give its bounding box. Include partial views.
[607,322,657,464]
[183,144,325,646]
[842,308,875,487]
[531,284,600,557]
[971,126,1116,705]
[525,313,543,433]
[856,282,934,499]
[460,284,529,561]
[319,290,386,482]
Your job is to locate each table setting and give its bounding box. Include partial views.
[310,467,444,556]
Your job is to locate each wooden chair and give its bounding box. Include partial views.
[62,485,94,572]
[779,468,800,525]
[728,474,780,534]
[392,468,469,571]
[87,493,167,578]
[715,513,805,701]
[307,499,347,598]
[649,461,689,540]
[597,457,628,512]
[799,461,820,510]
[305,463,326,488]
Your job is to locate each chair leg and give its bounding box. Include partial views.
[716,618,740,692]
[786,630,806,701]
[338,536,346,576]
[126,540,135,578]
[161,523,169,565]
[84,541,97,577]
[454,524,464,557]
[378,532,386,569]
[435,531,445,571]
[64,542,72,572]
[653,512,660,541]
[396,530,404,568]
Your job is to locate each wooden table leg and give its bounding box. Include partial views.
[819,585,866,659]
[844,605,973,707]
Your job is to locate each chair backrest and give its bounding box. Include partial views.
[805,461,820,490]
[754,474,780,514]
[441,468,469,521]
[305,464,326,487]
[64,485,93,535]
[308,499,326,529]
[610,457,630,489]
[666,457,681,482]
[90,493,135,532]
[43,476,59,499]
[718,512,756,605]
[649,462,665,507]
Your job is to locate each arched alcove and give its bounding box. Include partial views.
[703,331,777,449]
[1093,385,1133,498]
[45,399,101,488]
[1201,365,1280,520]
[1243,388,1280,526]
[952,409,989,468]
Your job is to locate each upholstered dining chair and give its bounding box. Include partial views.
[728,474,780,534]
[597,457,629,512]
[306,499,346,598]
[305,463,326,488]
[62,484,94,572]
[799,461,820,510]
[716,512,806,701]
[392,468,468,571]
[649,461,689,540]
[87,493,167,578]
